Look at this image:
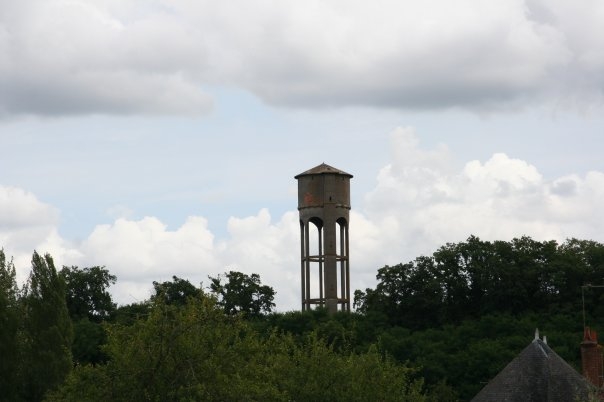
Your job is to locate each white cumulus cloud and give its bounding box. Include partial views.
[76,216,220,303]
[2,127,604,310]
[361,128,604,268]
[0,185,78,282]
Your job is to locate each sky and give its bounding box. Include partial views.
[1,0,603,311]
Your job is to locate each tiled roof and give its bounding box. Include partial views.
[472,337,594,402]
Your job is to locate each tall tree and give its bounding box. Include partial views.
[60,266,116,322]
[60,266,117,365]
[354,259,444,329]
[0,249,20,401]
[22,251,73,401]
[151,275,199,306]
[209,271,275,316]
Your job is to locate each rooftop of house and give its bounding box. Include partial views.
[472,330,595,402]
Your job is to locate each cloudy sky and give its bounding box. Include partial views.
[1,0,603,310]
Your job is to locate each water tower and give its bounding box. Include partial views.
[295,163,352,313]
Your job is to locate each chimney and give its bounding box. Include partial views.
[581,327,604,387]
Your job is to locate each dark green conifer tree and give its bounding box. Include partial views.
[21,251,73,401]
[0,249,20,401]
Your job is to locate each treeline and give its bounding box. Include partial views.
[256,236,604,400]
[49,296,424,402]
[0,249,425,402]
[355,236,604,329]
[2,235,604,401]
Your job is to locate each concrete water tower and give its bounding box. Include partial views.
[295,163,352,313]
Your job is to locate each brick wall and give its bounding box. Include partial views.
[581,327,603,388]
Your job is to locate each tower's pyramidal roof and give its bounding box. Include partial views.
[295,163,353,179]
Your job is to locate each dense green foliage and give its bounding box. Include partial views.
[262,236,604,400]
[209,270,276,316]
[48,294,425,402]
[22,252,73,401]
[2,235,604,401]
[355,236,604,329]
[60,266,116,322]
[60,266,117,365]
[0,249,20,401]
[152,275,200,306]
